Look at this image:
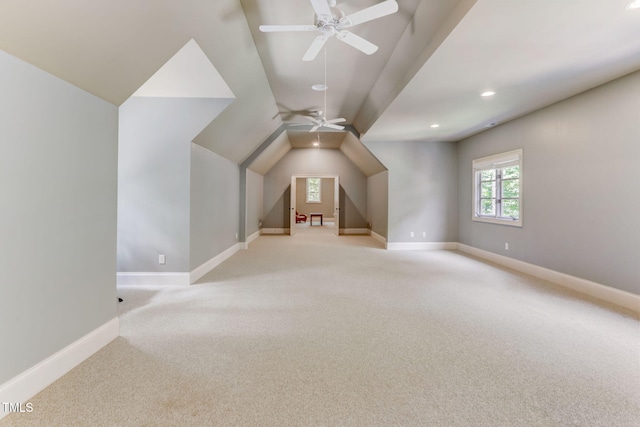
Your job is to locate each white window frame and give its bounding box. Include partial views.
[306,177,322,203]
[472,149,523,227]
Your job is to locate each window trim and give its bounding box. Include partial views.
[306,177,322,204]
[472,149,523,227]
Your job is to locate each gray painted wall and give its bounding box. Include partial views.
[246,168,264,237]
[296,177,335,218]
[190,144,240,270]
[364,141,458,243]
[367,171,389,238]
[263,149,368,229]
[117,97,230,273]
[458,70,640,295]
[0,50,118,384]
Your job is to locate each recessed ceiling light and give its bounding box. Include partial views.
[484,122,499,128]
[626,0,640,9]
[481,91,496,97]
[312,84,328,91]
[430,124,440,128]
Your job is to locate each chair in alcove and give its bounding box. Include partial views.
[295,211,307,223]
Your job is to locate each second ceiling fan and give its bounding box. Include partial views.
[259,0,399,61]
[289,47,346,132]
[289,110,346,132]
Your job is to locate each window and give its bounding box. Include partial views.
[306,177,321,203]
[472,149,522,227]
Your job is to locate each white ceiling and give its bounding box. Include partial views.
[1,0,639,170]
[362,0,640,142]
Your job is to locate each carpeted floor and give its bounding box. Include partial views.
[3,225,639,426]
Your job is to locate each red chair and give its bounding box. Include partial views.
[295,211,307,223]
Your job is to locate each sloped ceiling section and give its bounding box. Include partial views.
[289,130,347,149]
[2,1,639,167]
[362,0,640,142]
[0,0,281,164]
[353,0,475,135]
[241,0,450,147]
[248,127,385,177]
[340,132,386,177]
[249,130,292,176]
[132,39,235,100]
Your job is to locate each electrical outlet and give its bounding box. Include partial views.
[235,233,239,240]
[159,254,166,264]
[505,243,509,250]
[423,232,426,237]
[410,232,414,237]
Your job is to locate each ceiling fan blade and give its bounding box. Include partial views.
[259,25,316,32]
[303,35,330,61]
[336,31,378,55]
[309,0,333,20]
[341,0,399,27]
[326,118,346,124]
[289,116,320,126]
[309,125,320,133]
[325,124,345,130]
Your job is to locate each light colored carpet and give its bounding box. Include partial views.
[4,226,639,426]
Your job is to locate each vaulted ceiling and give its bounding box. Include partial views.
[1,0,639,172]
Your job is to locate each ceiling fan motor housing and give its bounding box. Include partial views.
[314,8,346,32]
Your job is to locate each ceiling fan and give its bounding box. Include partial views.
[288,47,346,132]
[289,110,346,132]
[259,0,399,61]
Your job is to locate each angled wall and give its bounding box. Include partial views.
[117,40,235,279]
[117,97,231,272]
[0,50,118,389]
[364,140,459,244]
[246,169,264,238]
[367,171,389,238]
[190,144,240,270]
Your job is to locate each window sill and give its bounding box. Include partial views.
[473,216,522,227]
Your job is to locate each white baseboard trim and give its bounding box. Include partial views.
[116,272,190,287]
[247,230,260,244]
[117,244,243,287]
[370,231,387,247]
[261,228,289,235]
[340,228,369,235]
[0,317,119,420]
[387,242,457,251]
[190,243,241,283]
[456,243,640,313]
